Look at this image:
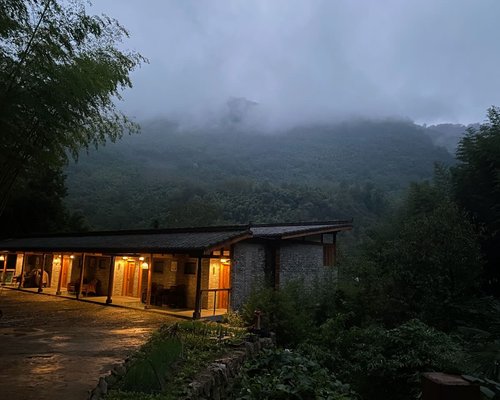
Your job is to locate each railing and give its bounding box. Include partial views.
[199,288,232,316]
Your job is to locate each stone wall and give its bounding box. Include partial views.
[231,242,267,309]
[186,336,274,399]
[279,242,337,288]
[88,335,274,400]
[112,260,125,296]
[50,257,61,288]
[231,241,337,309]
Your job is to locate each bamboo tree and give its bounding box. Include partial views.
[0,0,145,214]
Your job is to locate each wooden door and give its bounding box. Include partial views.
[124,262,136,297]
[217,262,230,309]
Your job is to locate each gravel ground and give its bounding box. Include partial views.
[0,288,178,400]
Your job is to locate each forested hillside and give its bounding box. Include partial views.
[424,123,474,152]
[65,119,453,232]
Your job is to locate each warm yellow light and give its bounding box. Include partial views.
[220,258,230,263]
[141,262,149,269]
[139,256,145,261]
[0,255,4,261]
[70,255,75,259]
[122,256,128,260]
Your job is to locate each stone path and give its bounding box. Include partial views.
[0,288,178,400]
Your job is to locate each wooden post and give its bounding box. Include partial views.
[333,232,337,265]
[145,254,153,308]
[55,255,63,295]
[37,254,46,293]
[193,256,203,319]
[1,254,7,286]
[17,252,26,289]
[274,245,280,290]
[106,256,115,304]
[76,253,86,299]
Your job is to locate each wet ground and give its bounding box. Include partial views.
[0,288,178,400]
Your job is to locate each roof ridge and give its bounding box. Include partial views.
[1,220,353,240]
[250,219,353,228]
[5,224,251,239]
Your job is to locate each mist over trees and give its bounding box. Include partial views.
[61,118,453,233]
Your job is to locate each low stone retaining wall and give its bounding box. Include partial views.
[88,335,274,400]
[186,336,274,399]
[88,359,129,399]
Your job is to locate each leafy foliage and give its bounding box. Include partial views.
[241,279,341,347]
[119,337,183,394]
[64,118,452,232]
[108,321,247,399]
[0,0,144,213]
[303,318,462,400]
[0,165,87,236]
[452,106,500,294]
[232,348,356,400]
[237,280,464,400]
[348,177,483,329]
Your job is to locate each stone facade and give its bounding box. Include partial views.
[279,242,337,287]
[231,242,267,309]
[231,241,337,310]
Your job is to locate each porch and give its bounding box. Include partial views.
[0,250,233,319]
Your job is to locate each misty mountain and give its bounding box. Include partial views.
[424,123,476,153]
[64,119,453,230]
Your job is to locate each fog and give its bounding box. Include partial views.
[92,0,500,128]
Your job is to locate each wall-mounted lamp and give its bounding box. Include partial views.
[70,255,75,259]
[139,256,145,261]
[0,255,4,261]
[122,256,128,260]
[141,262,149,270]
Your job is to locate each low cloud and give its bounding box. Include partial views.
[93,0,500,127]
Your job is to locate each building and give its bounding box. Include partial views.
[0,221,352,319]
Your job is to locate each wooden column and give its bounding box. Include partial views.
[193,256,203,319]
[37,254,46,293]
[106,256,115,304]
[1,254,7,286]
[333,233,337,265]
[76,253,86,299]
[145,254,153,308]
[274,245,281,290]
[17,252,26,289]
[55,255,64,295]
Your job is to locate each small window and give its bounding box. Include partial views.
[323,244,336,267]
[184,261,197,275]
[153,261,165,273]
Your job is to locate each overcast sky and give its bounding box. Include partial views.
[92,0,500,128]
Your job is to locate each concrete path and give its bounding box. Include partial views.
[0,288,178,400]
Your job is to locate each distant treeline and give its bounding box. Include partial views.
[63,119,455,234]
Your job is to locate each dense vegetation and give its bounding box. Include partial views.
[56,118,453,235]
[231,109,500,399]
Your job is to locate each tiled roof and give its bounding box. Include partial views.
[251,220,352,238]
[0,220,352,253]
[0,228,250,253]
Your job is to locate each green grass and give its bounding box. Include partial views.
[107,321,247,399]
